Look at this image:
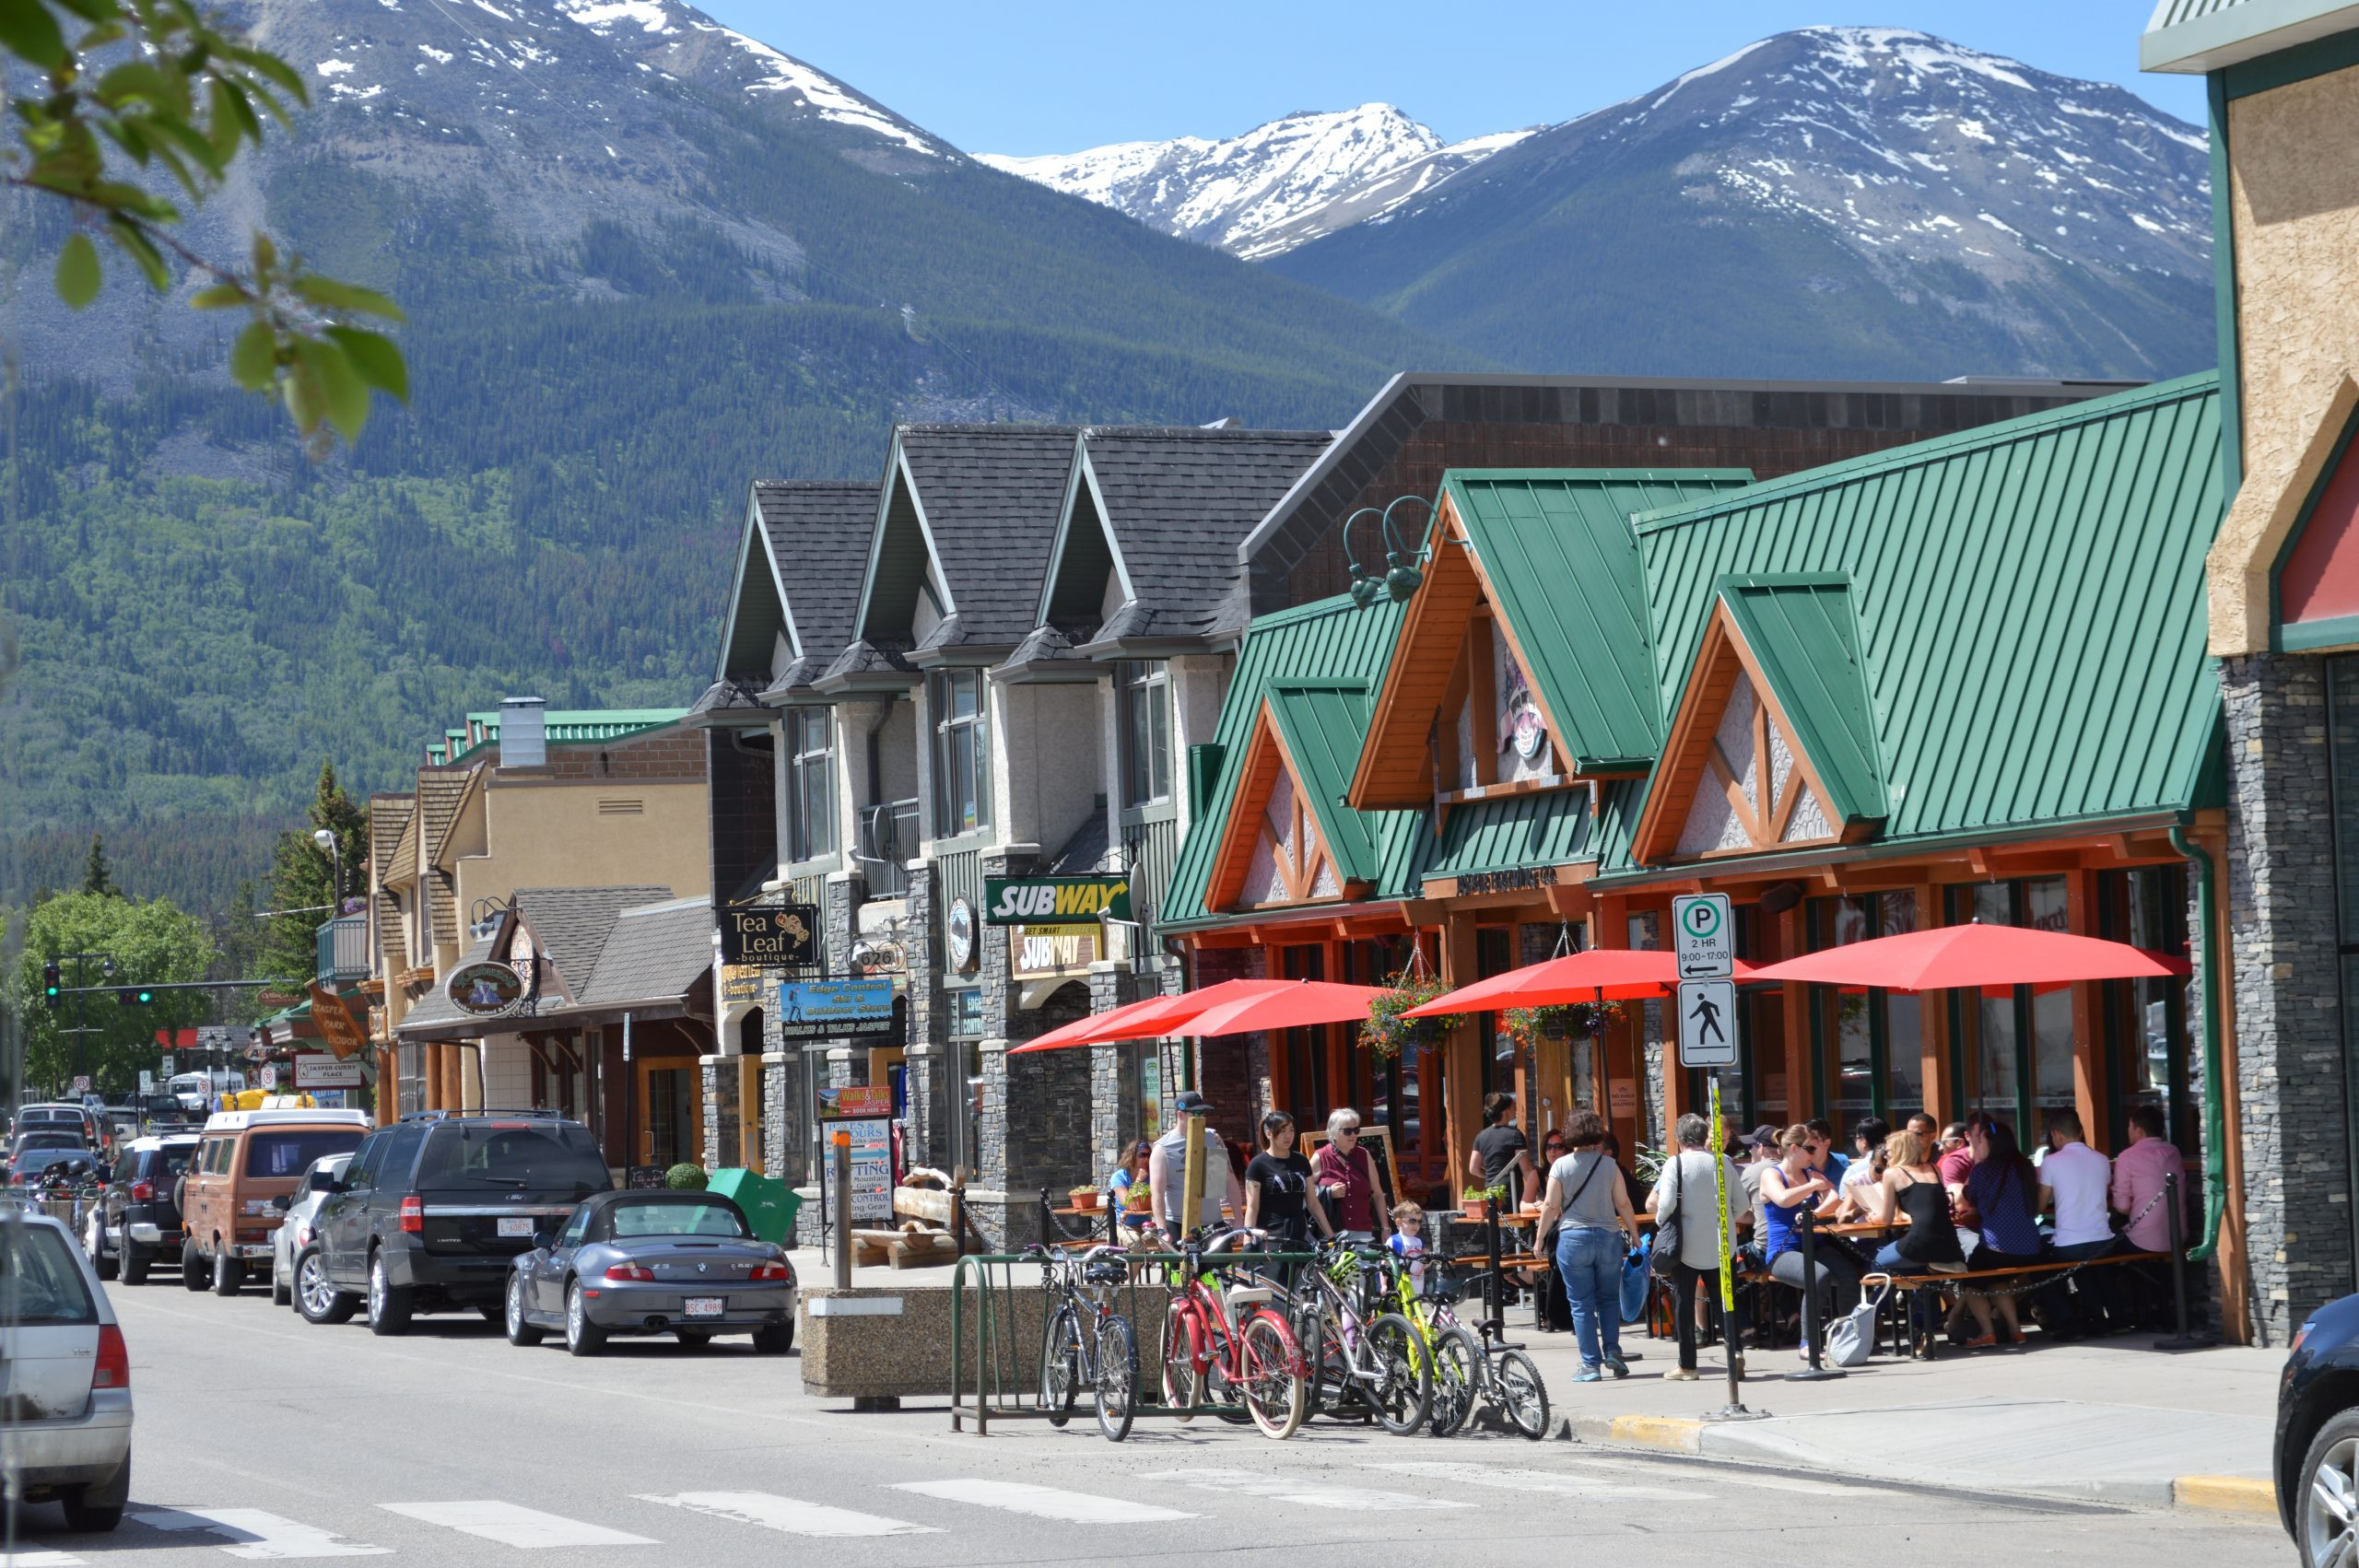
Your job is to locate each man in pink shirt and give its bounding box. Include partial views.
[2110,1105,2184,1328]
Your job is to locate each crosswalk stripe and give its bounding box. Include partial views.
[133,1508,392,1559]
[639,1492,936,1538]
[1367,1460,1711,1503]
[889,1480,1192,1524]
[1139,1468,1470,1513]
[378,1502,654,1549]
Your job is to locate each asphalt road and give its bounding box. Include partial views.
[0,1276,2293,1567]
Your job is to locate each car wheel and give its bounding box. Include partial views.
[211,1247,244,1296]
[84,1211,115,1281]
[59,1445,128,1533]
[181,1246,206,1292]
[751,1319,794,1355]
[2301,1410,2359,1567]
[367,1253,414,1337]
[505,1273,545,1347]
[119,1237,149,1287]
[296,1249,358,1325]
[565,1280,606,1357]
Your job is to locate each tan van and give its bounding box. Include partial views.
[179,1108,370,1295]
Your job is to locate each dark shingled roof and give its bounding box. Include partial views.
[893,426,1079,649]
[370,794,414,972]
[511,886,672,1001]
[1063,427,1332,646]
[815,638,919,691]
[395,935,493,1037]
[571,897,714,1010]
[743,481,878,693]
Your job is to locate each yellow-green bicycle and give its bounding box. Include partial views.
[1390,1258,1551,1439]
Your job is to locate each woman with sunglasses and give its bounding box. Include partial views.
[1107,1139,1155,1236]
[1761,1124,1863,1360]
[1310,1108,1391,1244]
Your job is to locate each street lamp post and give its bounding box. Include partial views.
[312,828,343,912]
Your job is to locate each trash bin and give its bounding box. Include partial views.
[710,1167,800,1246]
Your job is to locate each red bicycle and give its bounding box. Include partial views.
[1157,1228,1307,1439]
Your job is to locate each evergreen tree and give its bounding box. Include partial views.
[82,834,117,898]
[255,763,370,984]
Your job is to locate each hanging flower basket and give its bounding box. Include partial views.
[1361,968,1458,1059]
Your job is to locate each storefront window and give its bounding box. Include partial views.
[2100,865,2191,1153]
[1810,891,1919,1121]
[787,708,836,862]
[1950,876,2077,1133]
[1118,661,1172,809]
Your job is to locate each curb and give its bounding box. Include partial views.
[1578,1408,2272,1519]
[2171,1475,2276,1518]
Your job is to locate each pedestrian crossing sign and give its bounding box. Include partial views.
[1677,977,1738,1068]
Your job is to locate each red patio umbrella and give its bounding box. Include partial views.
[1170,979,1391,1037]
[1744,921,2178,992]
[1005,977,1307,1054]
[1402,948,1764,1016]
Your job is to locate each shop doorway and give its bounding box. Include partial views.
[646,1066,696,1170]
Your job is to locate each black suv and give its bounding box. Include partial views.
[81,1133,199,1284]
[299,1111,612,1335]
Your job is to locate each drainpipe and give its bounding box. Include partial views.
[2169,825,2228,1263]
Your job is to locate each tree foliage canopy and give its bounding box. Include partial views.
[13,889,217,1095]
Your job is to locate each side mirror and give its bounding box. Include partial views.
[270,1193,293,1211]
[532,1232,553,1251]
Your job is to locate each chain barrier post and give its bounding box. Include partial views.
[1786,1205,1845,1381]
[2154,1169,2217,1352]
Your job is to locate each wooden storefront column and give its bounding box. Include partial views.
[1778,906,1813,1127]
[739,1054,763,1175]
[1915,880,1951,1124]
[1655,899,1692,1149]
[1441,913,1482,1192]
[2066,870,2109,1150]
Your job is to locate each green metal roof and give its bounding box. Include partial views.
[1264,685,1387,887]
[1161,594,1414,928]
[443,708,690,766]
[1410,789,1595,886]
[1624,374,2224,864]
[1714,576,1889,825]
[1442,470,1757,773]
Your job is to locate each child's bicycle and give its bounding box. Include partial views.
[1391,1258,1551,1439]
[1028,1244,1139,1442]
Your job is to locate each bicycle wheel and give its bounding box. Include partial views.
[1426,1324,1485,1437]
[1490,1345,1551,1441]
[1094,1314,1137,1443]
[1365,1313,1431,1437]
[1039,1306,1080,1428]
[1159,1300,1200,1422]
[1238,1310,1307,1440]
[1298,1305,1350,1420]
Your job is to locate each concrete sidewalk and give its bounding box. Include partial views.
[1517,1319,2280,1515]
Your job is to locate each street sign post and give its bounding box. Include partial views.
[1677,978,1738,1068]
[1671,893,1734,980]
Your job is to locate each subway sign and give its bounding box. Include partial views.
[981,875,1133,932]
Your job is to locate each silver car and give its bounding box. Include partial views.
[270,1153,352,1308]
[0,1208,133,1530]
[504,1190,796,1357]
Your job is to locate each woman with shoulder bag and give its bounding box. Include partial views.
[1646,1112,1743,1381]
[1534,1111,1637,1382]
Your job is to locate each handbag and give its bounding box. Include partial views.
[1649,1153,1686,1280]
[1825,1273,1892,1368]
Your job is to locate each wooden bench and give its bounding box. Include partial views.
[1879,1250,2168,1291]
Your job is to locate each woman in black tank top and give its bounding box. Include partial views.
[1864,1129,1961,1357]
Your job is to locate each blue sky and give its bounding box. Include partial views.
[694,1,2199,156]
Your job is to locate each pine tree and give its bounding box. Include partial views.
[255,762,371,985]
[82,833,117,897]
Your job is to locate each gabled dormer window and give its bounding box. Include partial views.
[932,670,990,837]
[1120,660,1171,809]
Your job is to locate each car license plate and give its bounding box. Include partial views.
[684,1296,724,1318]
[497,1217,533,1238]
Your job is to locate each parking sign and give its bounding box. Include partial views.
[1672,893,1734,979]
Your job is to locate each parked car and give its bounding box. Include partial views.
[504,1189,795,1357]
[180,1108,370,1296]
[300,1110,612,1335]
[12,1147,100,1191]
[0,1211,134,1529]
[270,1153,352,1308]
[79,1133,199,1284]
[17,1103,107,1154]
[2281,1293,2359,1564]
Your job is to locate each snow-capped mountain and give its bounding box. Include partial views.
[1269,27,2213,381]
[980,105,1536,260]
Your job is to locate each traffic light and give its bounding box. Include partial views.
[41,963,60,1006]
[115,987,152,1006]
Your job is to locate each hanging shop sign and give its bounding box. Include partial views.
[720,964,765,1008]
[720,904,818,967]
[776,979,902,1044]
[981,875,1132,935]
[1015,929,1099,978]
[307,983,370,1059]
[945,896,978,972]
[293,1054,366,1089]
[446,961,525,1017]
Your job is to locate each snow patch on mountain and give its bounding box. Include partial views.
[980,103,1532,258]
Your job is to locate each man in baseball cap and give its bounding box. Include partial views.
[1150,1090,1242,1239]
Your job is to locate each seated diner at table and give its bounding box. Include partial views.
[1957,1117,2043,1348]
[1861,1127,1965,1353]
[1760,1124,1865,1356]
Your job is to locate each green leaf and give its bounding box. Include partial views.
[106,217,170,290]
[323,325,406,402]
[228,319,274,391]
[95,61,182,111]
[209,76,260,155]
[50,0,114,25]
[281,342,326,434]
[291,274,403,322]
[226,44,307,105]
[304,337,370,441]
[0,0,68,69]
[189,282,246,310]
[53,232,100,310]
[251,231,276,277]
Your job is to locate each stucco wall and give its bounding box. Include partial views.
[452,778,710,921]
[994,681,1105,858]
[2213,64,2359,652]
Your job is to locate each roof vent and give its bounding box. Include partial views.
[499,696,547,769]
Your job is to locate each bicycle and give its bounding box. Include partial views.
[1156,1228,1308,1439]
[1391,1259,1550,1439]
[1277,1239,1429,1435]
[1028,1244,1139,1442]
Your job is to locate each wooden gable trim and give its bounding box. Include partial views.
[1207,703,1357,913]
[1630,601,1859,865]
[1348,493,1483,811]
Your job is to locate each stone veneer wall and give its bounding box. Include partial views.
[2221,651,2353,1344]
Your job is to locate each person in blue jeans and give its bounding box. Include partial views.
[1532,1110,1638,1381]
